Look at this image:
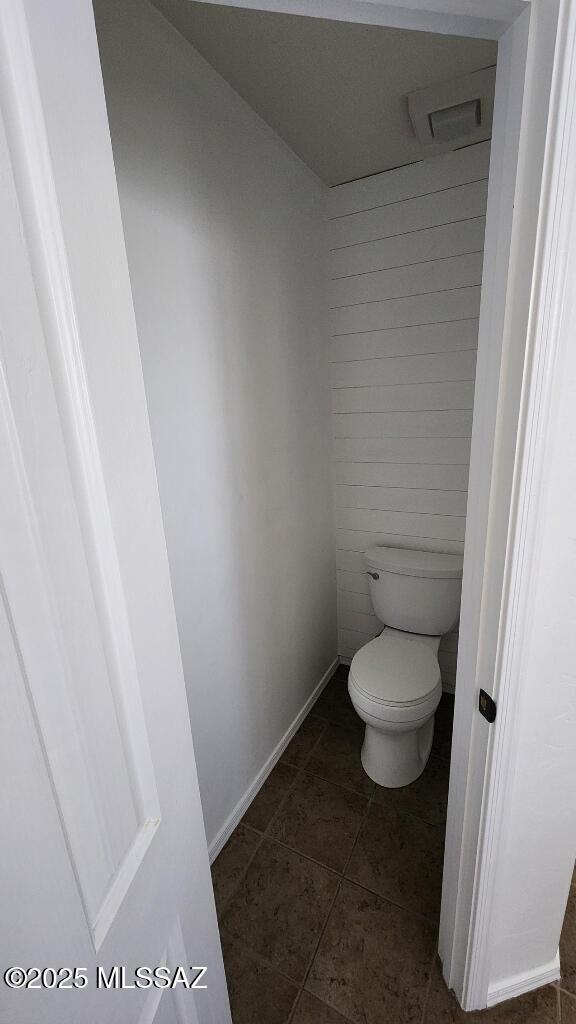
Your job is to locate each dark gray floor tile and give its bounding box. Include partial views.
[269,773,368,873]
[211,825,261,919]
[281,716,326,768]
[291,990,352,1023]
[306,723,374,797]
[313,673,363,733]
[424,961,559,1022]
[222,838,339,984]
[345,802,444,919]
[372,755,449,827]
[561,886,576,995]
[333,663,350,682]
[220,936,298,1024]
[306,879,435,1024]
[243,763,298,833]
[432,694,454,763]
[561,990,576,1022]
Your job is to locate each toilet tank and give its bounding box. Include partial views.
[364,545,463,635]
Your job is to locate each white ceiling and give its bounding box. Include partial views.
[152,0,497,185]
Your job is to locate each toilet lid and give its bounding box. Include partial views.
[350,633,441,706]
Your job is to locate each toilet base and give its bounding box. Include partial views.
[360,715,435,788]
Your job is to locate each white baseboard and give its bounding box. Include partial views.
[486,951,560,1007]
[207,656,340,863]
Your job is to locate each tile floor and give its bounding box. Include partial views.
[211,664,574,1023]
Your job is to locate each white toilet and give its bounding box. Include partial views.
[348,545,463,788]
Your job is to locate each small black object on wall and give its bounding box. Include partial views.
[478,688,497,723]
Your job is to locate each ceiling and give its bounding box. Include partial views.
[152,0,497,186]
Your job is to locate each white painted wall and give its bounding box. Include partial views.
[94,0,336,848]
[327,143,490,688]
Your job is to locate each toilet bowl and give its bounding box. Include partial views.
[349,628,442,787]
[348,544,463,788]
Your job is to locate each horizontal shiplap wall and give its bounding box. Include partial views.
[329,142,491,689]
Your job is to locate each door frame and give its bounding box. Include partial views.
[1,0,573,1012]
[186,0,569,1008]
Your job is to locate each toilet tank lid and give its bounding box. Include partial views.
[364,546,464,579]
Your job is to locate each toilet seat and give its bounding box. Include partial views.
[349,632,441,723]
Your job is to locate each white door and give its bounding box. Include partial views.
[0,2,231,1023]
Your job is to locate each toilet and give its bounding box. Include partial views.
[348,545,463,788]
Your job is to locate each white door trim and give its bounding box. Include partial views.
[486,953,561,1009]
[437,4,532,999]
[181,0,570,1008]
[187,0,527,40]
[439,0,565,1006]
[457,0,576,1005]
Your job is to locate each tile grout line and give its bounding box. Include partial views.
[301,753,447,827]
[300,749,373,796]
[253,831,342,885]
[215,827,266,924]
[287,743,378,1023]
[420,946,440,1024]
[214,709,335,1020]
[287,677,373,1024]
[269,681,447,910]
[218,679,451,1020]
[257,690,338,836]
[264,766,307,833]
[254,821,441,926]
[216,675,345,988]
[341,691,446,1024]
[285,985,302,1024]
[219,933,304,991]
[286,881,345,1024]
[342,752,377,874]
[260,704,336,836]
[213,697,336,921]
[282,714,331,772]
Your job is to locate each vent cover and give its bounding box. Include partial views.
[408,67,495,157]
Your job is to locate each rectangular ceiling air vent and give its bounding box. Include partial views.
[429,98,481,143]
[408,66,495,158]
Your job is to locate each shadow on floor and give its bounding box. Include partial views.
[211,665,565,1023]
